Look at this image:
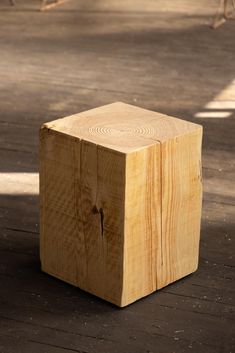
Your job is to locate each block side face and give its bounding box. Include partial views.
[158,129,203,289]
[122,144,162,306]
[40,127,125,306]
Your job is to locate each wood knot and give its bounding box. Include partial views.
[92,206,104,236]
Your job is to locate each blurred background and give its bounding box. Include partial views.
[0,1,234,352]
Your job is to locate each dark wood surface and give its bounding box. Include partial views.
[0,1,234,352]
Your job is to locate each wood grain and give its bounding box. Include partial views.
[159,130,203,289]
[123,143,161,305]
[40,102,202,306]
[40,127,126,306]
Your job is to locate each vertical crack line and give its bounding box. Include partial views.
[96,145,105,298]
[153,140,163,289]
[100,208,104,237]
[95,144,99,207]
[92,206,104,237]
[40,129,46,265]
[159,141,163,268]
[94,145,104,238]
[73,138,79,283]
[79,140,88,283]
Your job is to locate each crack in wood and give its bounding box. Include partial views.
[0,333,88,353]
[158,303,233,320]
[0,314,112,342]
[163,290,234,307]
[4,227,39,235]
[92,205,104,237]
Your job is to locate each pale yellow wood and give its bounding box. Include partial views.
[40,128,126,306]
[46,102,201,153]
[158,130,202,289]
[40,131,85,287]
[122,144,161,306]
[40,102,202,307]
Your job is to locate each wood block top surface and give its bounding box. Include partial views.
[43,102,202,153]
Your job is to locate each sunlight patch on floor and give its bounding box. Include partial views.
[195,80,235,119]
[0,173,39,195]
[194,111,232,118]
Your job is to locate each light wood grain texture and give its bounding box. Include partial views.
[159,131,202,289]
[40,102,202,307]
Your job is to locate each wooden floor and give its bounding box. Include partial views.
[0,0,234,352]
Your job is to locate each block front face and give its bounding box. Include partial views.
[40,128,126,306]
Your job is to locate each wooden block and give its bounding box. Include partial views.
[40,102,202,307]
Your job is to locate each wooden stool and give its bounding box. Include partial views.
[39,102,203,307]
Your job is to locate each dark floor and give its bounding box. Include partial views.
[0,1,235,352]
